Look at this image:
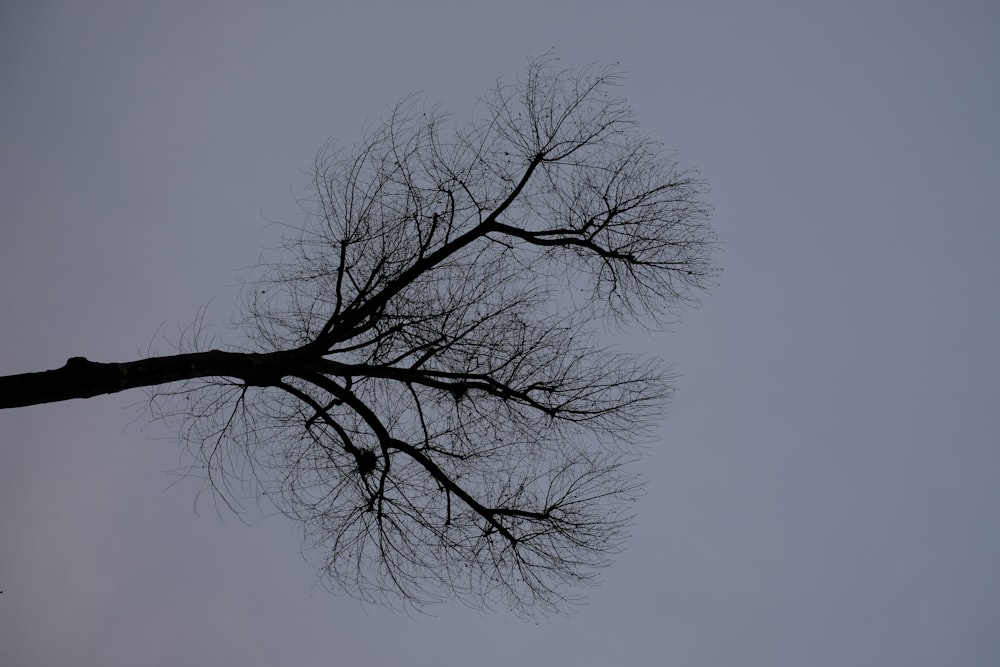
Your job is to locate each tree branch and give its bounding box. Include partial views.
[0,349,307,409]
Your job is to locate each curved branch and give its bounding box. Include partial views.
[296,370,522,544]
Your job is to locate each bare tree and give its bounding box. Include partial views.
[0,57,716,616]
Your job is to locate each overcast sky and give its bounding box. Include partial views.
[2,1,998,665]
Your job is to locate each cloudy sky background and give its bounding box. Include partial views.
[1,1,998,665]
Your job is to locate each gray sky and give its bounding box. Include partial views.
[2,1,998,665]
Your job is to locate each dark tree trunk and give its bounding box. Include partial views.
[0,349,306,409]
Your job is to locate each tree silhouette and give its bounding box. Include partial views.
[0,57,716,616]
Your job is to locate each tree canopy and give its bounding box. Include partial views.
[0,57,716,617]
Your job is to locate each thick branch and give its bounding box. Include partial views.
[489,221,638,262]
[296,370,521,544]
[314,358,560,415]
[314,152,546,348]
[0,349,307,409]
